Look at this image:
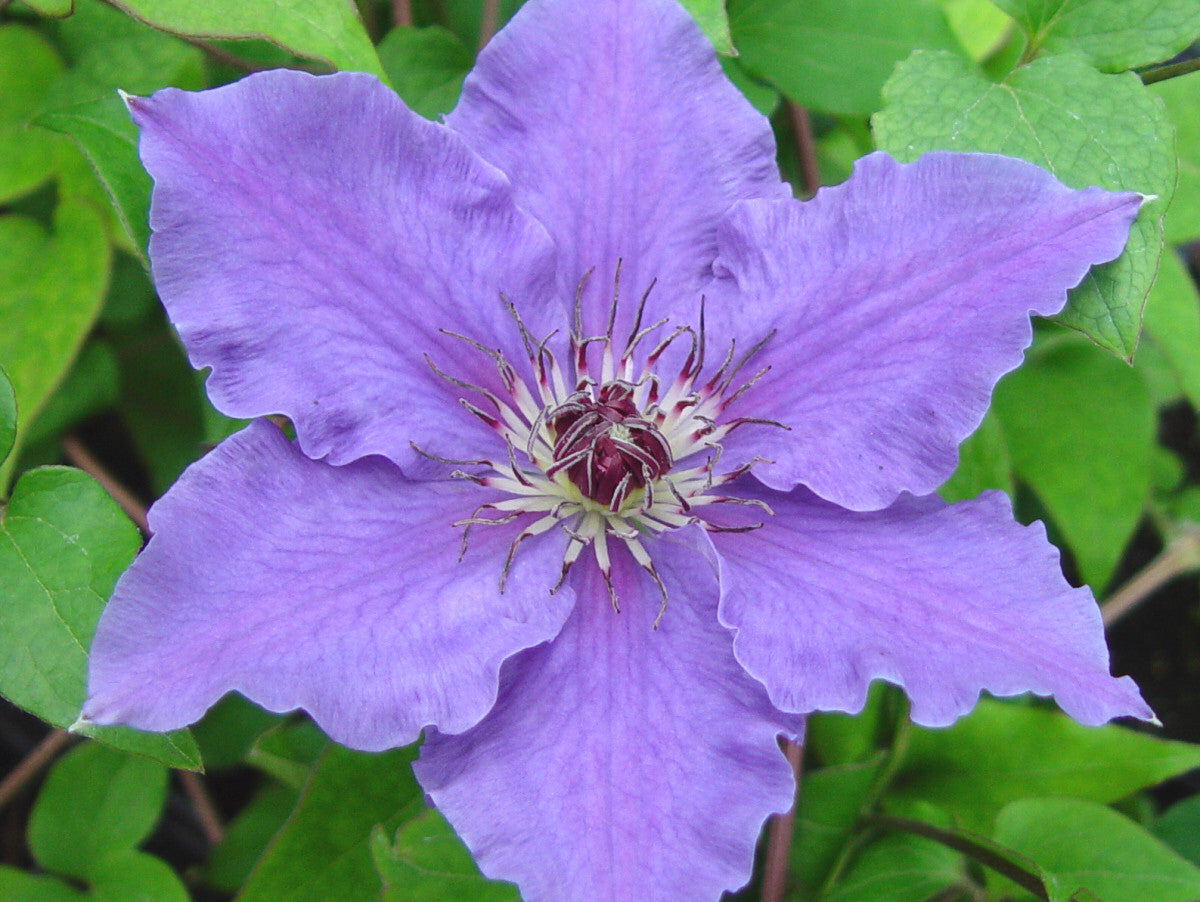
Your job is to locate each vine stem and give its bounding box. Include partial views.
[61,436,150,535]
[479,0,499,50]
[179,771,225,846]
[759,739,804,902]
[1100,530,1200,628]
[0,730,74,813]
[1140,55,1200,85]
[58,436,226,847]
[392,0,413,27]
[786,102,821,198]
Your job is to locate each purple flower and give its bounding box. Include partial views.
[84,0,1153,898]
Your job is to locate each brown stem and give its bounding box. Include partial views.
[178,770,225,847]
[392,0,413,27]
[479,0,499,51]
[0,730,73,813]
[1140,55,1200,85]
[61,436,150,535]
[759,739,804,902]
[786,102,821,198]
[1101,532,1200,628]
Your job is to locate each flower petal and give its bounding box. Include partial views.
[447,0,788,338]
[711,485,1152,727]
[707,151,1142,511]
[415,530,800,902]
[84,420,575,751]
[132,69,558,471]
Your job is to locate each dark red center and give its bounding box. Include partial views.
[548,383,672,508]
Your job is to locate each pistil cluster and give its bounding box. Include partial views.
[423,270,783,623]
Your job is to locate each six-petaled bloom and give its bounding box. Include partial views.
[83,0,1155,899]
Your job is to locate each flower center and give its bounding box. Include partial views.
[547,383,672,509]
[420,266,783,625]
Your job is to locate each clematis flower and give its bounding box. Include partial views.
[84,0,1154,898]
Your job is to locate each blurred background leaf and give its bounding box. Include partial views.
[729,0,963,116]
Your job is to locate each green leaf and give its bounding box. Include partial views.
[112,320,207,494]
[729,0,963,116]
[0,25,62,123]
[244,718,329,789]
[993,0,1200,71]
[192,695,281,771]
[938,411,1012,504]
[43,0,204,106]
[239,744,424,902]
[1143,249,1200,410]
[39,96,151,262]
[377,26,472,121]
[992,798,1200,902]
[789,757,886,897]
[680,0,733,54]
[719,55,779,116]
[890,699,1200,831]
[23,340,119,449]
[0,467,137,722]
[1151,74,1200,244]
[19,0,75,15]
[28,742,167,881]
[1133,338,1186,408]
[435,0,522,51]
[0,367,15,467]
[0,24,63,203]
[371,810,520,902]
[807,682,895,767]
[104,0,387,81]
[88,851,189,902]
[0,867,83,902]
[823,830,962,902]
[991,334,1154,589]
[876,811,1053,899]
[1153,795,1200,867]
[0,200,111,490]
[939,0,1013,61]
[206,781,298,893]
[874,51,1175,358]
[0,466,201,768]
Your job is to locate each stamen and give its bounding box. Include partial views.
[716,329,776,395]
[504,437,534,487]
[623,537,669,628]
[572,267,596,338]
[459,398,503,431]
[605,259,623,342]
[592,528,619,613]
[500,292,537,360]
[552,531,588,594]
[621,277,658,358]
[500,514,559,592]
[408,441,492,468]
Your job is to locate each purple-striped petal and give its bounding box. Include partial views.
[711,484,1152,727]
[447,0,789,340]
[133,69,558,472]
[416,530,800,902]
[84,421,575,751]
[706,151,1142,511]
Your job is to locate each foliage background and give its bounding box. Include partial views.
[1,0,1200,899]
